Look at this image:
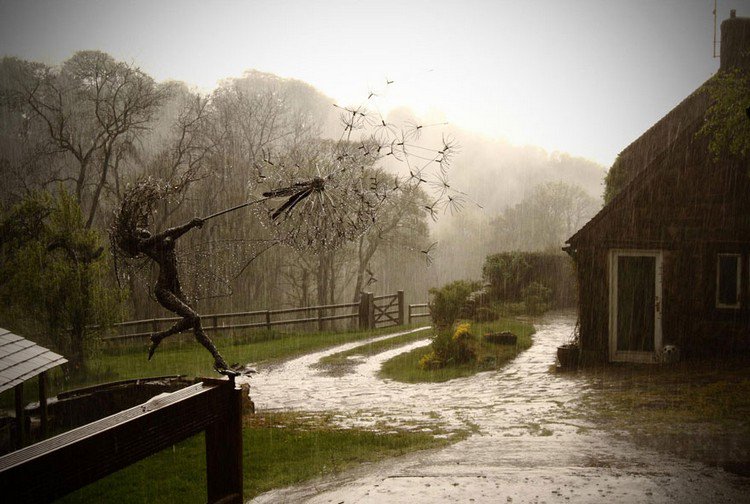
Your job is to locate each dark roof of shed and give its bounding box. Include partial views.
[566,80,711,246]
[0,328,67,394]
[568,13,750,247]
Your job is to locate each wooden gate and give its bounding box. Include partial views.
[372,291,404,328]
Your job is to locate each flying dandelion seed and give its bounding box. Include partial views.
[421,241,438,265]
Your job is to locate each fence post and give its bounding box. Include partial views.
[359,292,372,330]
[317,307,324,332]
[205,380,243,504]
[212,315,218,331]
[265,310,271,331]
[408,304,412,325]
[397,290,405,326]
[368,293,375,329]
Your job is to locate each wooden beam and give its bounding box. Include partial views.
[14,384,24,449]
[205,379,243,503]
[0,380,242,503]
[39,371,48,439]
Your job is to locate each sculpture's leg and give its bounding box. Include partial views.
[151,287,235,375]
[149,287,198,360]
[192,320,235,374]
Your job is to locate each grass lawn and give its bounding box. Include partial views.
[56,410,457,503]
[580,358,750,428]
[98,323,431,380]
[576,357,750,474]
[379,318,535,383]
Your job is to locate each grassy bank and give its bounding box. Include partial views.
[315,327,433,376]
[56,410,457,503]
[379,318,534,383]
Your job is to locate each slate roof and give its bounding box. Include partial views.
[0,328,67,394]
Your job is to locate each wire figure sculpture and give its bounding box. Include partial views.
[111,179,240,375]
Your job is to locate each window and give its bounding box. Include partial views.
[716,254,741,309]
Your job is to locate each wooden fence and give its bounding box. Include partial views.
[0,378,243,503]
[103,290,420,341]
[408,302,431,324]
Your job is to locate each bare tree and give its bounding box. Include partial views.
[0,57,66,203]
[19,51,169,227]
[351,184,429,302]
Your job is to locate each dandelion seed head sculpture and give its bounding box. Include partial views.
[108,75,476,372]
[250,77,477,255]
[254,151,384,252]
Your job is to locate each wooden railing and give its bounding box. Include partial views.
[0,378,243,503]
[104,291,411,341]
[408,302,430,324]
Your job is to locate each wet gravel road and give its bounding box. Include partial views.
[243,312,749,503]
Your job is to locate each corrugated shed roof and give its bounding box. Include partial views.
[0,328,67,394]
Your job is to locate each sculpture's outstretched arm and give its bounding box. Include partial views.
[164,217,203,240]
[143,218,204,246]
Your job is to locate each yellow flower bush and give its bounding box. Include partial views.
[452,322,472,341]
[418,351,443,370]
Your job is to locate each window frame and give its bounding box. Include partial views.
[716,253,742,309]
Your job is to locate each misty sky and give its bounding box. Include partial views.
[0,0,746,167]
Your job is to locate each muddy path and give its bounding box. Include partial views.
[243,312,749,503]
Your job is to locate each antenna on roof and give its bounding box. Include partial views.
[713,0,720,58]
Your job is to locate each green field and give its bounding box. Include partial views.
[8,320,529,501]
[315,326,433,376]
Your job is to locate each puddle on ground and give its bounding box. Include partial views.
[241,312,750,503]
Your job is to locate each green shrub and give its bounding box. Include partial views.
[418,351,443,370]
[0,190,124,373]
[451,322,476,363]
[474,306,499,322]
[603,153,628,204]
[482,251,575,308]
[419,322,477,370]
[428,280,481,328]
[462,289,489,319]
[521,281,551,315]
[498,302,526,317]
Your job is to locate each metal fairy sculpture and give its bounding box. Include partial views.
[112,179,240,374]
[110,176,340,373]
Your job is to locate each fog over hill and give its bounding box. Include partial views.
[375,107,606,287]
